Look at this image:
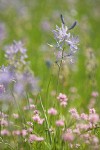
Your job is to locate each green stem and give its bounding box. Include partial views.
[39,94,52,145]
[56,48,65,96]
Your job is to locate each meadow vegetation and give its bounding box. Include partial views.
[0,0,100,149]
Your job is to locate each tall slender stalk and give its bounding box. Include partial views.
[39,94,52,145]
[56,47,65,96]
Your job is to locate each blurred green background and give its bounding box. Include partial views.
[0,0,100,110]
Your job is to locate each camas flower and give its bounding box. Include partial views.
[53,24,69,42]
[52,16,79,64]
[4,41,28,69]
[2,41,39,98]
[0,65,15,100]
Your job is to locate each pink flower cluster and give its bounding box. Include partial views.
[88,91,99,108]
[69,108,80,120]
[32,114,44,125]
[56,119,64,126]
[57,93,68,107]
[23,104,35,110]
[89,108,99,124]
[62,107,100,148]
[91,91,99,98]
[1,129,10,136]
[29,134,44,143]
[48,107,57,115]
[13,129,27,137]
[0,119,8,126]
[62,129,74,142]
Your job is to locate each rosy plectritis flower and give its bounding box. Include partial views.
[57,93,68,107]
[48,108,58,115]
[69,108,80,120]
[56,119,64,126]
[29,134,44,143]
[62,129,74,142]
[1,129,10,136]
[32,114,44,125]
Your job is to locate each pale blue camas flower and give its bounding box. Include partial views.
[0,65,15,100]
[14,71,39,97]
[53,24,70,43]
[52,16,79,63]
[0,65,15,84]
[67,36,79,53]
[0,41,39,100]
[4,41,28,69]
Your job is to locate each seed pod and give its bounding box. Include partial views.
[68,21,77,30]
[60,14,65,25]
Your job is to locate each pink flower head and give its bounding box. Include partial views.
[80,113,88,120]
[12,130,21,136]
[81,133,90,141]
[13,113,19,119]
[29,134,44,143]
[27,128,33,133]
[62,131,74,142]
[23,106,29,110]
[1,119,8,126]
[91,91,99,98]
[32,114,44,125]
[66,128,72,133]
[57,93,68,101]
[48,108,57,115]
[69,108,80,120]
[33,110,39,115]
[0,112,8,118]
[76,123,89,131]
[38,118,45,125]
[57,93,68,107]
[89,113,99,124]
[32,114,40,121]
[30,104,35,110]
[88,98,95,109]
[92,136,99,144]
[89,108,96,114]
[1,129,10,136]
[60,101,68,107]
[21,129,27,137]
[73,128,80,134]
[56,119,64,126]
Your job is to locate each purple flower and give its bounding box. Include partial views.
[0,66,15,100]
[4,41,28,69]
[0,41,39,100]
[52,18,79,63]
[14,71,39,96]
[53,24,69,42]
[67,36,79,52]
